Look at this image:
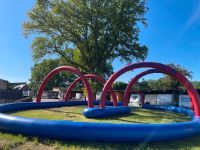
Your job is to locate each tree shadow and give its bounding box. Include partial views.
[91,108,190,124]
[37,134,200,150]
[46,109,82,115]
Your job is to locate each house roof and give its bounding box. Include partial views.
[0,79,8,83]
[12,84,29,90]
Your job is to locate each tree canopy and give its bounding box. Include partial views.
[132,64,193,91]
[192,81,200,89]
[23,0,148,78]
[113,81,128,91]
[29,58,76,92]
[159,64,192,90]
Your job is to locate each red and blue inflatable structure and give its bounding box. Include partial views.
[0,62,200,142]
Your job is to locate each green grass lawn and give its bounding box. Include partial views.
[0,106,200,150]
[9,106,191,124]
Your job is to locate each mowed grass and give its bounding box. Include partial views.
[10,106,191,124]
[0,106,200,150]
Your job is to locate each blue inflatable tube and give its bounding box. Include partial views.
[143,105,195,118]
[0,101,200,142]
[83,106,131,118]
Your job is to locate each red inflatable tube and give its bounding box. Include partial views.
[128,90,145,107]
[64,74,118,106]
[124,69,194,109]
[36,66,94,108]
[100,62,200,116]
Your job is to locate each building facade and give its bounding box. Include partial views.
[0,79,8,90]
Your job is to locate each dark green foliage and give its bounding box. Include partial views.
[192,81,200,89]
[160,64,193,90]
[23,0,148,78]
[113,81,127,90]
[132,63,193,91]
[132,78,150,90]
[29,59,76,92]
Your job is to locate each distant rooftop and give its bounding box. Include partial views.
[0,79,8,82]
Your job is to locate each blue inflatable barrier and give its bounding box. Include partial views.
[0,102,200,142]
[83,106,131,118]
[143,105,195,118]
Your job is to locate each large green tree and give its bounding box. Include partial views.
[23,0,148,78]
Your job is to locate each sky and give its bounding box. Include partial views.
[0,0,200,83]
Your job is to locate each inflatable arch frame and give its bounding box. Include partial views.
[64,74,118,106]
[129,90,145,107]
[36,66,94,108]
[100,62,200,116]
[124,69,194,108]
[124,69,162,106]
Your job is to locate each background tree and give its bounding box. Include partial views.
[29,58,76,93]
[132,79,150,91]
[192,81,200,89]
[23,0,148,78]
[145,79,161,90]
[113,81,128,91]
[131,64,193,91]
[159,64,192,90]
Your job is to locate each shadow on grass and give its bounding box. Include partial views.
[36,134,200,150]
[1,106,198,149]
[8,106,191,124]
[47,109,82,115]
[90,108,190,124]
[1,130,200,150]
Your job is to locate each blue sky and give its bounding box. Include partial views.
[0,0,200,83]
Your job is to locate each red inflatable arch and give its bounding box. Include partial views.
[129,90,145,107]
[125,69,195,109]
[100,62,200,116]
[124,69,194,109]
[124,69,160,106]
[64,74,118,107]
[36,66,94,108]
